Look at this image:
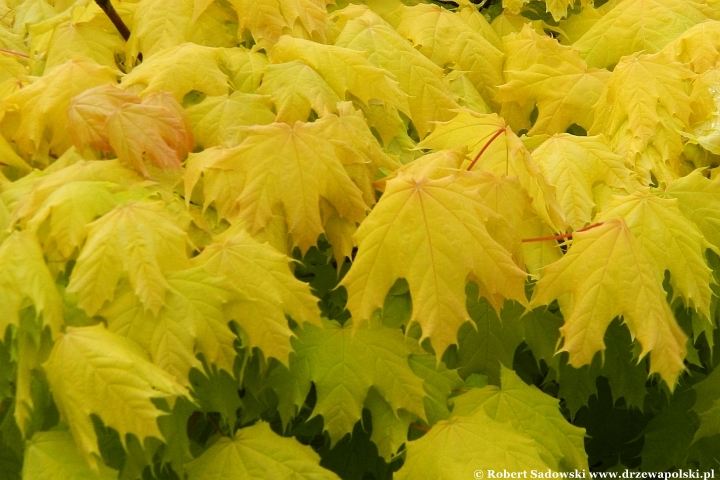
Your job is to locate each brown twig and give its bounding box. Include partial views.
[522,222,604,243]
[410,424,431,432]
[94,0,131,41]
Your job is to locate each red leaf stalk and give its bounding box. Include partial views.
[522,222,604,243]
[467,128,505,171]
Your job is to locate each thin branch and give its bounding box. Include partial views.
[522,222,604,244]
[467,128,505,171]
[0,48,29,59]
[94,0,131,41]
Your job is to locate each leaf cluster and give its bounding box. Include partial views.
[1,0,720,478]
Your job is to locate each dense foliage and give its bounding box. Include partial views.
[1,0,720,478]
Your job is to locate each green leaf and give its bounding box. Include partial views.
[184,421,340,479]
[44,325,189,468]
[23,430,117,480]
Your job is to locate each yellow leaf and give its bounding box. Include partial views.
[195,227,322,364]
[341,169,528,356]
[662,20,720,74]
[573,0,709,69]
[25,181,120,259]
[0,51,27,83]
[418,110,566,231]
[101,268,235,383]
[395,3,504,107]
[127,0,195,61]
[121,43,228,102]
[595,191,715,316]
[184,422,340,479]
[44,21,123,72]
[0,231,64,339]
[257,60,342,123]
[186,92,275,148]
[220,47,269,93]
[229,0,333,48]
[68,83,141,153]
[67,201,190,317]
[590,53,694,185]
[685,68,720,155]
[531,134,634,230]
[446,72,492,115]
[460,172,562,278]
[105,100,193,177]
[44,325,189,468]
[184,117,368,254]
[664,169,720,250]
[496,25,610,136]
[23,431,117,480]
[334,9,460,138]
[2,58,117,160]
[530,219,687,389]
[268,35,408,114]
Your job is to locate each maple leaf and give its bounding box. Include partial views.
[257,60,342,123]
[185,92,275,148]
[573,0,709,69]
[127,0,195,61]
[691,366,720,443]
[589,52,694,185]
[43,20,124,72]
[121,43,229,102]
[103,291,197,388]
[340,165,528,356]
[23,431,117,480]
[316,102,399,206]
[394,3,504,107]
[99,266,238,385]
[126,0,237,62]
[398,367,588,478]
[662,20,720,74]
[684,68,720,155]
[220,48,269,93]
[446,72,492,115]
[495,25,610,136]
[1,57,117,160]
[334,8,461,138]
[458,366,589,470]
[184,117,369,254]
[664,170,720,250]
[44,325,189,468]
[67,83,141,153]
[270,319,427,445]
[68,84,194,176]
[106,100,193,177]
[530,219,688,388]
[184,422,339,479]
[503,0,590,21]
[67,200,191,317]
[24,180,120,260]
[531,134,634,230]
[460,171,563,277]
[193,227,322,365]
[595,190,715,316]
[0,231,64,340]
[226,0,333,49]
[3,159,147,228]
[417,110,566,231]
[268,35,409,114]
